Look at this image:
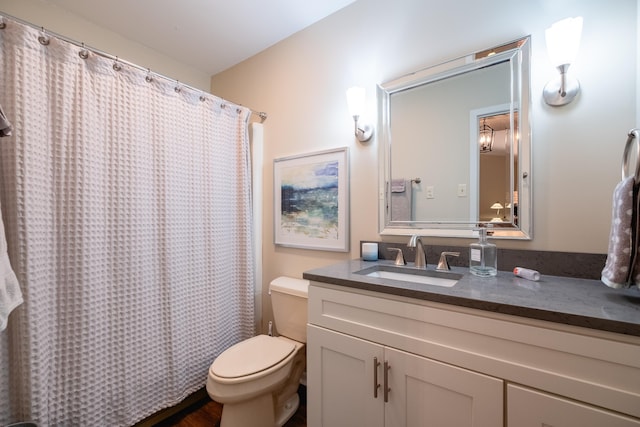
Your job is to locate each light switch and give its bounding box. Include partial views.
[457,184,467,197]
[426,186,435,199]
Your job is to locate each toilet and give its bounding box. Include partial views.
[206,276,309,427]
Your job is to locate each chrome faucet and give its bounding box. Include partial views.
[407,235,427,269]
[387,248,406,266]
[436,251,460,271]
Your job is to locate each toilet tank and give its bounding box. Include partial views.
[269,276,309,343]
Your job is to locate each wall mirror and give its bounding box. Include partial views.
[377,36,531,239]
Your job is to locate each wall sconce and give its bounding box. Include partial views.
[543,16,583,106]
[346,86,373,142]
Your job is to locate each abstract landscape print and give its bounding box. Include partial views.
[274,148,349,251]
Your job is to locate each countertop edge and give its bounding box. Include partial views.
[303,260,640,338]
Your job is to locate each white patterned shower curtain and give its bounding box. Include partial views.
[0,19,255,426]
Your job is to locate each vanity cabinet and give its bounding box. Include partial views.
[306,281,640,427]
[507,384,640,427]
[308,324,502,427]
[307,325,383,427]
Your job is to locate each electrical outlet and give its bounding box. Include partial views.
[457,184,467,197]
[426,186,435,199]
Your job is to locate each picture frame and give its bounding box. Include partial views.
[274,147,350,252]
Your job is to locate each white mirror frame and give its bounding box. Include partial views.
[377,36,532,239]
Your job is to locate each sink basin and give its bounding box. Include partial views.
[354,265,462,288]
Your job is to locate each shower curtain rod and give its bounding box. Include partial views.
[0,12,268,123]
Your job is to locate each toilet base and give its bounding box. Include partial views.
[275,392,299,427]
[218,390,299,427]
[219,392,274,427]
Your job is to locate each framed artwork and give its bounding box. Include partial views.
[274,147,350,252]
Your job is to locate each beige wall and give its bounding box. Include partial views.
[0,0,211,91]
[480,152,509,221]
[209,0,637,330]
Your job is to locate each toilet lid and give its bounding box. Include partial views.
[212,335,296,379]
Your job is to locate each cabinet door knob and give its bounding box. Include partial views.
[384,361,391,403]
[373,357,381,398]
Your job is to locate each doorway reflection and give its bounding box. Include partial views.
[479,112,518,225]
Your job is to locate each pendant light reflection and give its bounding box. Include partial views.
[479,117,494,153]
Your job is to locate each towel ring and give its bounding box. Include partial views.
[622,128,640,183]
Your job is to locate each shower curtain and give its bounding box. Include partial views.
[0,19,255,426]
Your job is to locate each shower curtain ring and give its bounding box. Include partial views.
[0,17,6,30]
[113,57,122,72]
[145,69,153,83]
[79,43,89,59]
[38,27,50,45]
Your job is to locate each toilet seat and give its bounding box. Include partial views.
[212,335,296,379]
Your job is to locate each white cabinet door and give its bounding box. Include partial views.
[508,384,640,427]
[385,347,503,427]
[308,324,505,427]
[307,324,385,427]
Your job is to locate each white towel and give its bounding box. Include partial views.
[0,103,12,137]
[0,103,20,329]
[0,204,22,331]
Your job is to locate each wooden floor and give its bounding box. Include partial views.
[154,387,307,427]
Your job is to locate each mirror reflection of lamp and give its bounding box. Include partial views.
[490,202,504,222]
[479,117,494,153]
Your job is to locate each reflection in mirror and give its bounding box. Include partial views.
[478,112,518,225]
[378,36,531,239]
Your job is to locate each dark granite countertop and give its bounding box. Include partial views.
[303,259,640,338]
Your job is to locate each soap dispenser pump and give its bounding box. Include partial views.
[469,227,497,277]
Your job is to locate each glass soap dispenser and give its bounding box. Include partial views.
[469,227,497,277]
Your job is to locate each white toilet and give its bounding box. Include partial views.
[206,276,309,427]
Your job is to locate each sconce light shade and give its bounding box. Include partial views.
[543,17,583,106]
[346,86,366,117]
[346,86,373,142]
[545,17,583,67]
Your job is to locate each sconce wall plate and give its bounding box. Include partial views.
[543,73,580,106]
[356,122,373,142]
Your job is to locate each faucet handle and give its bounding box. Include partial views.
[387,248,406,266]
[436,251,460,271]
